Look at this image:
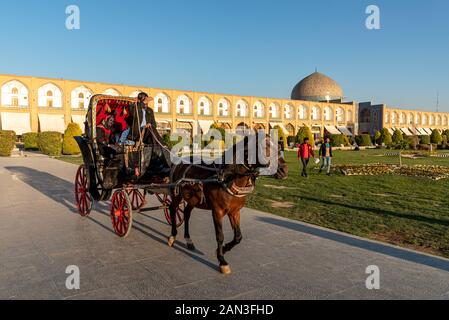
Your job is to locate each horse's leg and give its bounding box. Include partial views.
[223,210,242,254]
[183,204,195,251]
[212,210,231,275]
[168,195,181,247]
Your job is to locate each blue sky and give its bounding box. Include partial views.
[0,0,448,111]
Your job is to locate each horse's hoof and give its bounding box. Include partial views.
[168,236,176,247]
[220,265,232,275]
[186,239,195,251]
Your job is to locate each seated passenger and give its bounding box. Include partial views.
[96,115,117,160]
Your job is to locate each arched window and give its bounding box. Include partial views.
[323,106,333,121]
[176,95,192,114]
[429,115,435,126]
[1,80,29,107]
[71,86,92,109]
[253,101,265,118]
[336,107,344,122]
[385,112,390,123]
[269,103,280,118]
[217,98,230,117]
[400,113,406,125]
[284,104,293,119]
[443,116,448,126]
[235,100,248,117]
[38,83,62,108]
[311,106,321,121]
[391,112,397,124]
[436,115,441,126]
[347,110,353,122]
[198,96,212,116]
[11,87,19,106]
[408,113,414,125]
[422,114,428,125]
[415,114,421,125]
[154,93,170,113]
[298,105,307,120]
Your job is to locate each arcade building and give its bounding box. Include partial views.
[0,72,447,139]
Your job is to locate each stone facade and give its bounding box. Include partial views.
[0,74,357,138]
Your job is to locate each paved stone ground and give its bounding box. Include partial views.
[1,156,449,300]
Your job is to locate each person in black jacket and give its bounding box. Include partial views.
[125,92,171,175]
[319,137,333,176]
[126,92,161,144]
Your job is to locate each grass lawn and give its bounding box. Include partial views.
[247,149,449,258]
[57,149,449,258]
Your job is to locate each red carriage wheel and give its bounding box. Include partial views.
[75,165,93,217]
[156,194,184,228]
[126,189,145,211]
[110,190,133,238]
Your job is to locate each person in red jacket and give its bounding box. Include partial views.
[298,137,315,177]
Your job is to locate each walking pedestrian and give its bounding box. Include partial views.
[298,137,315,177]
[319,137,333,176]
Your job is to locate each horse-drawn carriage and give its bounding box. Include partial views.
[74,93,284,273]
[74,94,184,237]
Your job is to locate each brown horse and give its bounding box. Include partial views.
[166,134,278,274]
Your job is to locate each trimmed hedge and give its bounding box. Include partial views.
[38,132,63,156]
[430,129,442,145]
[380,128,392,145]
[63,123,82,155]
[296,125,314,146]
[330,134,347,147]
[419,135,431,145]
[392,129,403,144]
[355,134,372,147]
[406,135,419,150]
[0,130,16,157]
[22,132,39,150]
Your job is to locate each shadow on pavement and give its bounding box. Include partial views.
[257,216,449,273]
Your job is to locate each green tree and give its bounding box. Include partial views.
[430,129,443,145]
[296,125,314,146]
[392,129,403,144]
[442,129,449,138]
[0,130,16,157]
[374,130,381,144]
[63,123,82,155]
[380,128,392,145]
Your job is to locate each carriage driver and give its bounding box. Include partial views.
[123,92,171,176]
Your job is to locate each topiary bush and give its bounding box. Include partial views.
[330,134,346,147]
[380,128,392,145]
[406,135,419,150]
[0,130,16,157]
[430,129,442,145]
[355,134,372,146]
[63,123,82,155]
[392,129,404,144]
[374,130,381,144]
[22,132,39,150]
[38,132,62,156]
[419,135,431,145]
[296,125,314,146]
